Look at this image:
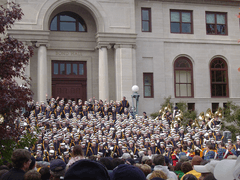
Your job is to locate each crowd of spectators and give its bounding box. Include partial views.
[1,147,240,180]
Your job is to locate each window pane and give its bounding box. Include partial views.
[216,84,223,96]
[73,64,77,75]
[211,84,216,96]
[54,63,58,75]
[50,16,57,31]
[180,84,187,96]
[206,14,215,23]
[187,84,192,96]
[66,64,71,75]
[144,75,152,85]
[60,22,76,31]
[142,21,149,32]
[171,12,180,22]
[179,71,187,83]
[182,23,191,33]
[60,64,65,75]
[207,24,215,34]
[144,86,151,97]
[216,71,223,82]
[217,14,225,24]
[186,71,191,83]
[142,10,149,21]
[60,15,75,21]
[176,84,180,96]
[176,71,180,83]
[79,23,85,32]
[182,12,191,23]
[79,64,84,75]
[217,25,226,34]
[171,22,180,33]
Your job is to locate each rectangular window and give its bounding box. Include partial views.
[170,10,193,34]
[73,64,78,75]
[143,73,154,98]
[66,64,71,75]
[60,63,65,75]
[206,12,227,35]
[212,103,219,113]
[141,8,152,32]
[188,103,195,111]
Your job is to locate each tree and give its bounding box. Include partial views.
[0,2,35,164]
[221,101,240,141]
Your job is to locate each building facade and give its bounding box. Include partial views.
[5,0,240,114]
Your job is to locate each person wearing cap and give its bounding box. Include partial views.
[223,143,237,159]
[50,159,66,180]
[235,138,240,157]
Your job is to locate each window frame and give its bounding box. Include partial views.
[210,58,229,97]
[170,9,193,34]
[141,8,152,32]
[174,57,194,98]
[50,11,87,32]
[143,73,154,98]
[52,61,87,79]
[206,11,228,35]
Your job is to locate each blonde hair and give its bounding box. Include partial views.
[135,163,151,177]
[149,170,168,180]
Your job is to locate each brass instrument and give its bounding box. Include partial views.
[194,145,203,152]
[205,108,212,121]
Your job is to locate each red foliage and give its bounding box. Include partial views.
[0,3,33,141]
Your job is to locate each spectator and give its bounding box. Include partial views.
[66,145,85,169]
[24,170,41,180]
[146,155,178,180]
[135,164,151,177]
[145,159,153,167]
[49,159,66,180]
[0,169,9,179]
[181,162,192,174]
[112,158,125,169]
[110,164,145,180]
[99,157,113,170]
[174,162,184,179]
[141,156,150,164]
[182,174,198,180]
[2,149,31,180]
[203,174,216,180]
[194,160,219,180]
[64,159,110,180]
[149,170,167,180]
[39,166,50,180]
[181,155,203,180]
[29,157,36,170]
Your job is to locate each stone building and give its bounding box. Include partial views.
[4,0,240,114]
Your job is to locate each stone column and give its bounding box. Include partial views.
[37,43,48,103]
[98,45,110,101]
[114,44,135,102]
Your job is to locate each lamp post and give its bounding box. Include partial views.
[131,85,140,118]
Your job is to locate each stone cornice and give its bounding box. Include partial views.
[7,29,50,44]
[145,0,240,6]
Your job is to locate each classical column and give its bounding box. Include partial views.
[114,44,135,101]
[98,45,110,101]
[37,43,48,103]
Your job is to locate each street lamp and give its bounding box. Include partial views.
[131,85,140,118]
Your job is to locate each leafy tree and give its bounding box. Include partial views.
[0,2,34,164]
[221,101,240,141]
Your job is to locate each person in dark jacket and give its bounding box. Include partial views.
[1,149,31,180]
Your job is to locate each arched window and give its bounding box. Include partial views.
[50,11,87,32]
[174,57,194,97]
[210,58,228,97]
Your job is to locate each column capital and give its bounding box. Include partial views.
[36,42,50,49]
[114,44,136,49]
[95,43,112,50]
